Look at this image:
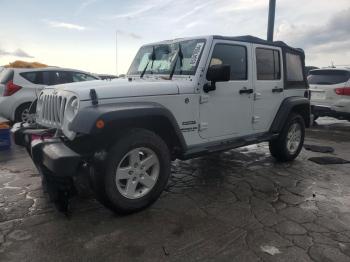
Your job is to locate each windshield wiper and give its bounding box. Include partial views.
[140,46,155,78]
[169,43,183,80]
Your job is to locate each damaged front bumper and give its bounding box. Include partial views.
[11,123,87,212]
[11,123,82,176]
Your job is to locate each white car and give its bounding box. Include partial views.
[13,35,310,213]
[309,68,350,121]
[0,67,99,123]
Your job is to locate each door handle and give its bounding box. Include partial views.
[272,87,283,93]
[239,88,254,94]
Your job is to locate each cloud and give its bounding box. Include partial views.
[76,0,99,15]
[171,2,212,23]
[0,48,34,58]
[102,4,156,20]
[276,8,350,48]
[275,7,350,66]
[215,0,267,13]
[116,30,142,39]
[46,20,86,31]
[100,0,174,20]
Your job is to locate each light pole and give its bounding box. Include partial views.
[115,30,118,76]
[267,0,276,42]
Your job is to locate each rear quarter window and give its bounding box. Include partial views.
[20,72,38,83]
[286,53,304,81]
[308,70,350,85]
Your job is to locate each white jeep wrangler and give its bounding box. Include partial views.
[13,35,310,213]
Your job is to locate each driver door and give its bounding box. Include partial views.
[199,41,254,140]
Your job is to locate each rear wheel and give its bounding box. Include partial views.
[269,113,305,162]
[95,129,171,214]
[14,103,33,123]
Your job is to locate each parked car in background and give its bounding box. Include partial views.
[0,67,99,123]
[305,66,319,76]
[98,74,118,80]
[309,68,350,121]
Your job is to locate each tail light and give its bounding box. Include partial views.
[335,87,350,96]
[3,80,22,96]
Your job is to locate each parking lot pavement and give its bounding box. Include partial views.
[1,119,350,262]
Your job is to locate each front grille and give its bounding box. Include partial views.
[37,92,67,128]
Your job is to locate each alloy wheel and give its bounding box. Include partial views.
[115,147,160,199]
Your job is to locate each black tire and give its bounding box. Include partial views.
[269,113,305,162]
[14,103,31,123]
[95,128,171,214]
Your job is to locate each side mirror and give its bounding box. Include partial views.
[204,64,231,93]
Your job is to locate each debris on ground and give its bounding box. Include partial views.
[304,144,334,153]
[308,156,350,165]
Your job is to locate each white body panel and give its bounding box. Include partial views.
[252,44,285,131]
[34,35,308,150]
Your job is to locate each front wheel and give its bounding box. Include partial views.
[98,129,171,214]
[269,113,305,162]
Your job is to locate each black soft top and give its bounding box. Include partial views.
[213,35,307,89]
[213,35,304,56]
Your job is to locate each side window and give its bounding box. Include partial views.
[72,72,97,82]
[49,71,73,85]
[209,44,247,80]
[20,72,37,83]
[20,71,51,85]
[286,53,303,81]
[42,72,50,85]
[256,48,281,80]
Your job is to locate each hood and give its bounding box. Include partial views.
[50,78,180,101]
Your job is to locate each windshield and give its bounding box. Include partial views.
[127,39,206,76]
[308,70,350,85]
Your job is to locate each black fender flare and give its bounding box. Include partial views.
[70,101,187,151]
[270,96,310,133]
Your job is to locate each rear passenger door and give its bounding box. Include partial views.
[252,45,284,131]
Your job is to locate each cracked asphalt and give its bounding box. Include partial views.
[1,118,350,262]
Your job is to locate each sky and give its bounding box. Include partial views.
[0,0,349,74]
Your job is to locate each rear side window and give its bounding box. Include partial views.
[0,69,14,84]
[286,53,304,81]
[209,44,247,80]
[20,71,52,85]
[20,72,39,84]
[72,72,97,82]
[256,48,281,80]
[308,70,350,85]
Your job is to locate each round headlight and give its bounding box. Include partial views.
[65,96,79,122]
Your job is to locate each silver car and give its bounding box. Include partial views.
[0,67,99,123]
[309,68,350,121]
